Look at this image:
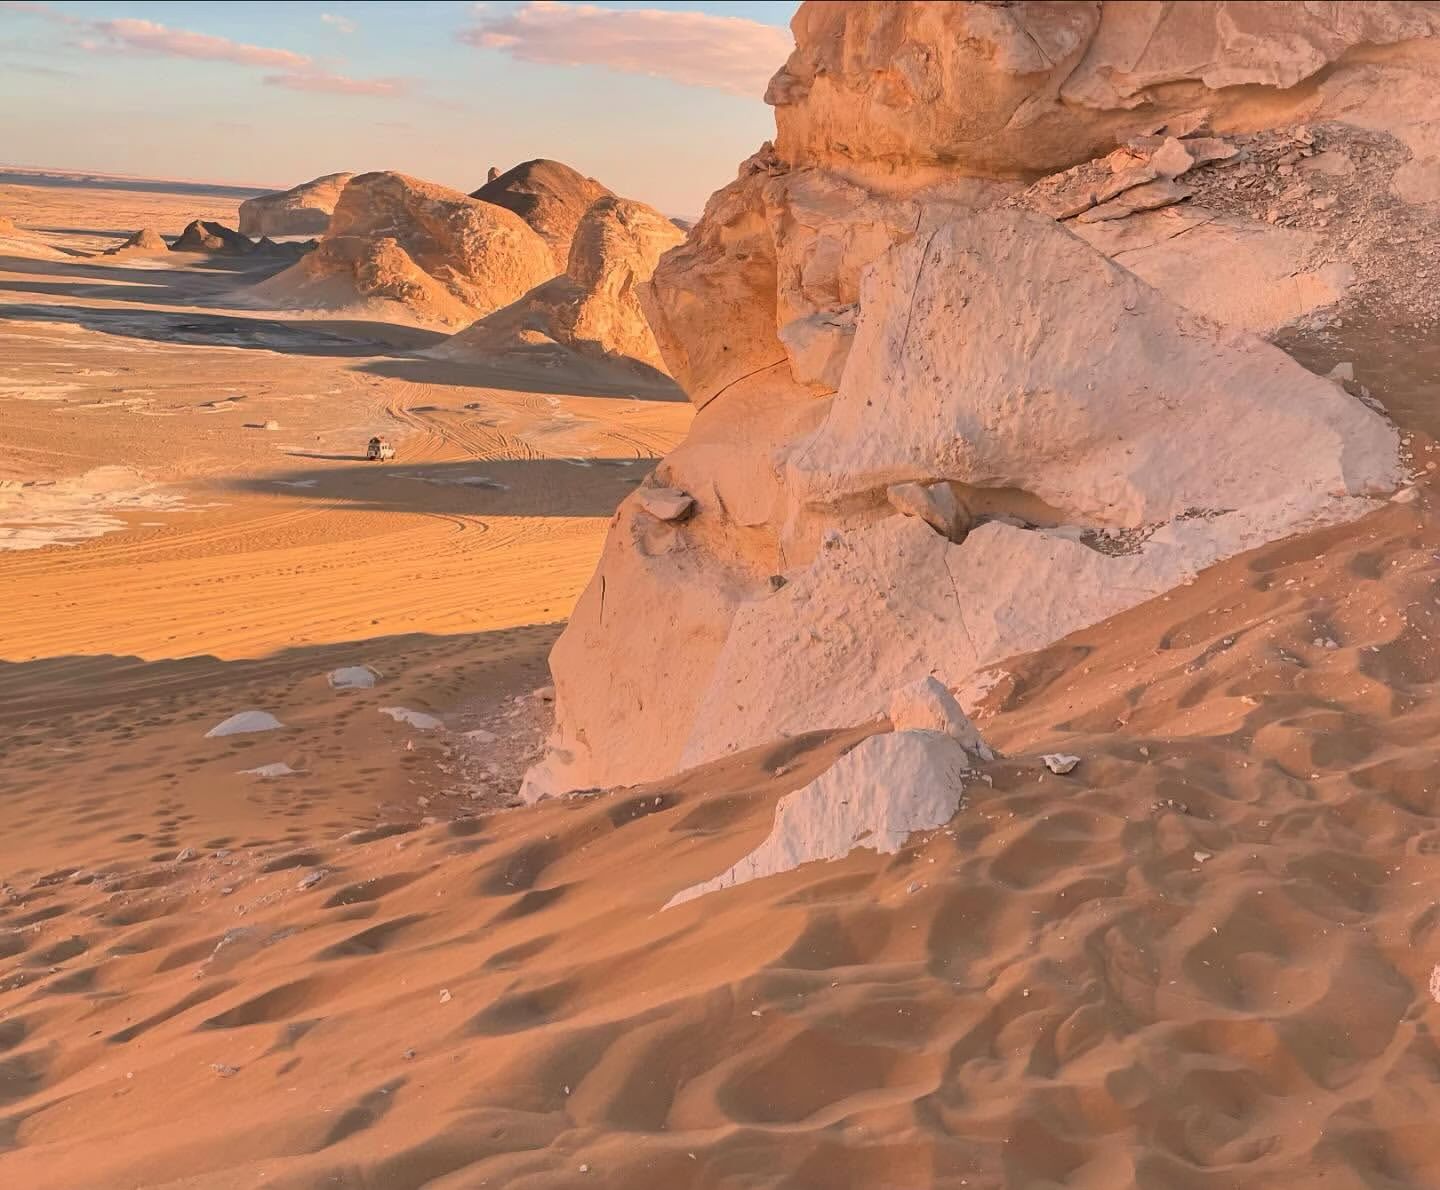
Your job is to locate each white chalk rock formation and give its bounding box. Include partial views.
[888,677,993,762]
[471,159,613,271]
[521,0,1424,801]
[435,196,684,371]
[768,1,1440,178]
[666,729,974,908]
[238,173,353,238]
[248,172,554,328]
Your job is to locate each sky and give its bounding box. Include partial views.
[0,0,800,215]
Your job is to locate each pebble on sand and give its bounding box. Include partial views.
[240,763,300,778]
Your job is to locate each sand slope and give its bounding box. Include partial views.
[4,487,1440,1187]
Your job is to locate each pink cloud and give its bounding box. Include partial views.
[458,0,791,98]
[265,69,408,97]
[0,1,77,22]
[81,18,312,68]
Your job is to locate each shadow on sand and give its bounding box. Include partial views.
[0,253,689,395]
[216,457,656,519]
[0,624,561,727]
[358,354,687,403]
[0,298,446,356]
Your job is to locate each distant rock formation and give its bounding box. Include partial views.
[436,195,684,372]
[238,172,354,238]
[247,171,555,328]
[522,0,1432,800]
[471,159,614,270]
[104,227,168,256]
[0,213,64,259]
[171,220,254,255]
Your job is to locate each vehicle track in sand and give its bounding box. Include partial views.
[2,346,688,664]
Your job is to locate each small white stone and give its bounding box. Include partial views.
[380,707,444,731]
[1042,753,1081,775]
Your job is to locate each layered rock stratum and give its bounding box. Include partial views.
[248,172,555,328]
[238,172,353,238]
[435,195,685,372]
[471,159,614,271]
[524,0,1437,800]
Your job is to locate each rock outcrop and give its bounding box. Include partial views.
[767,0,1440,179]
[238,173,353,238]
[522,0,1430,801]
[104,228,168,256]
[171,220,254,255]
[248,172,555,328]
[471,159,613,270]
[435,195,684,371]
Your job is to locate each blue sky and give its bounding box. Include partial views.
[0,1,799,214]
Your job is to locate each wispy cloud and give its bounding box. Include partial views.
[5,8,407,97]
[79,18,312,68]
[0,1,77,22]
[320,12,357,35]
[265,69,407,96]
[458,0,791,98]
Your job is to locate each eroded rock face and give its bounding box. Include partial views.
[471,159,614,270]
[238,173,354,238]
[522,0,1426,801]
[768,0,1440,178]
[248,172,555,328]
[435,195,685,371]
